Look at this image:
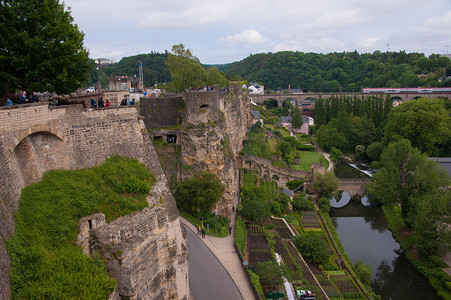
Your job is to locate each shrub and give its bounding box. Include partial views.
[286,179,305,190]
[293,235,330,264]
[248,270,263,297]
[292,196,314,211]
[235,217,247,254]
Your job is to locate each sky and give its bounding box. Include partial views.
[63,0,451,65]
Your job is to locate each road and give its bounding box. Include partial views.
[184,224,243,300]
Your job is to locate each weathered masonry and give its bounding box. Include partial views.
[0,103,189,299]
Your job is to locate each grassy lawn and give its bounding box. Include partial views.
[296,134,312,144]
[264,124,276,131]
[291,151,329,171]
[272,160,288,168]
[268,137,278,153]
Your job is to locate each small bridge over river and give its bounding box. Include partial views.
[338,178,371,198]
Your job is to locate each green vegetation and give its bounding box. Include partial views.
[242,126,272,160]
[354,260,372,287]
[1,0,91,98]
[311,172,339,198]
[226,51,451,92]
[384,98,450,156]
[173,171,225,215]
[256,260,284,291]
[293,235,330,264]
[291,151,329,172]
[178,210,229,237]
[165,44,227,92]
[240,171,289,220]
[248,270,264,298]
[292,195,314,211]
[7,156,154,299]
[314,96,389,153]
[286,179,304,190]
[235,217,247,254]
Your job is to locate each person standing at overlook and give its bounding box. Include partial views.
[18,91,27,104]
[29,91,39,103]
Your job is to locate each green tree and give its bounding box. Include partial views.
[173,172,224,215]
[205,67,227,88]
[241,198,270,222]
[354,260,372,287]
[366,142,384,161]
[293,235,330,264]
[367,139,450,228]
[311,172,339,198]
[291,107,303,129]
[384,98,450,156]
[256,261,284,290]
[165,44,206,92]
[315,125,347,152]
[329,147,343,163]
[0,0,90,98]
[409,191,451,257]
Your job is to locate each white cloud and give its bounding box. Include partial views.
[62,0,451,63]
[219,30,267,45]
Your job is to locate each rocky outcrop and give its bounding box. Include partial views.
[179,85,252,216]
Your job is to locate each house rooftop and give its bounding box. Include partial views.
[252,111,261,119]
[281,116,292,123]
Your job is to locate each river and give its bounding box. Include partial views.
[329,193,441,300]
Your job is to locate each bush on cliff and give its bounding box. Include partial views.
[7,155,154,299]
[173,171,224,215]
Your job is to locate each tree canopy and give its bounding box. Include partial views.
[165,44,227,92]
[173,171,224,215]
[367,139,450,256]
[0,0,90,97]
[226,51,451,92]
[384,98,450,156]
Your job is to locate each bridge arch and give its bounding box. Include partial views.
[13,130,69,185]
[9,125,64,153]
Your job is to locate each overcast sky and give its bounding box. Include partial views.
[63,0,451,64]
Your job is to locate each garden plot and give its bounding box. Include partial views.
[286,242,328,300]
[301,211,321,230]
[271,218,294,238]
[330,274,362,298]
[247,223,272,266]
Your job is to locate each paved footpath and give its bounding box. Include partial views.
[180,215,257,300]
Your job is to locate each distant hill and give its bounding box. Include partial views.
[224,51,451,92]
[89,50,451,92]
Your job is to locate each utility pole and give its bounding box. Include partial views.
[138,61,144,91]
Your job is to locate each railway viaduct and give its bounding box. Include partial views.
[251,92,450,107]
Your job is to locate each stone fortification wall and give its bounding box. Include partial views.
[179,86,251,216]
[140,96,183,129]
[184,89,221,124]
[0,103,188,299]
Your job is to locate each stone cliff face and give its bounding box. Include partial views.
[0,104,189,299]
[179,85,252,216]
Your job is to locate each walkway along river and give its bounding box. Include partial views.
[329,194,441,300]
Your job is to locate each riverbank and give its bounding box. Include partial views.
[381,205,451,299]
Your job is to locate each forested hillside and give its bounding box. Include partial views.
[88,52,171,88]
[88,50,451,92]
[225,51,451,92]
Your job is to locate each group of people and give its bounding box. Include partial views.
[90,97,109,108]
[120,98,136,106]
[188,85,215,92]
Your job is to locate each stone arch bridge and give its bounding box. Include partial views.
[338,178,372,198]
[251,92,450,107]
